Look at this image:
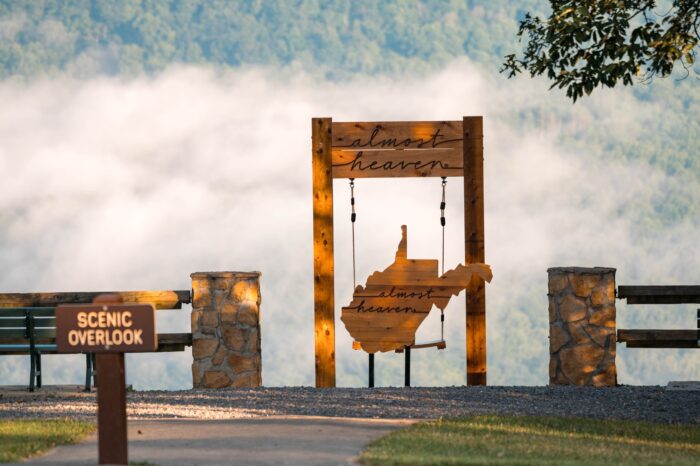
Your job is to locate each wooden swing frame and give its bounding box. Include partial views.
[311,117,486,387]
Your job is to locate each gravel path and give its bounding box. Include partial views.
[1,386,698,424]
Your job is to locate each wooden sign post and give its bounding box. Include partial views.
[56,294,157,466]
[312,117,486,387]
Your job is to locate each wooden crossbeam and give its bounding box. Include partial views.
[0,290,191,310]
[617,329,700,348]
[617,286,700,304]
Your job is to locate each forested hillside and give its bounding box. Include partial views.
[1,1,697,204]
[0,0,545,78]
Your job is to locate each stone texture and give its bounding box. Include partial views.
[223,327,246,351]
[203,371,231,389]
[560,344,605,385]
[231,280,257,303]
[586,326,612,348]
[548,301,557,323]
[191,310,202,333]
[570,274,599,298]
[549,324,570,353]
[212,346,227,366]
[548,267,616,387]
[591,365,617,387]
[566,322,590,344]
[548,273,569,294]
[192,287,212,309]
[232,374,251,388]
[590,305,616,327]
[192,338,218,360]
[201,310,219,328]
[247,329,260,353]
[559,294,587,322]
[549,357,557,380]
[190,271,262,389]
[221,302,239,324]
[238,303,259,326]
[192,361,205,386]
[228,354,257,373]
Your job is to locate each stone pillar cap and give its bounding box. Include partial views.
[547,267,616,274]
[190,271,262,279]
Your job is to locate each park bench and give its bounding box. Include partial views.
[617,286,700,348]
[0,290,193,392]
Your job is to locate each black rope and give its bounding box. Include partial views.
[440,177,447,341]
[440,177,446,275]
[350,178,356,290]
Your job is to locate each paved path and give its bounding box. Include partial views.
[22,417,412,466]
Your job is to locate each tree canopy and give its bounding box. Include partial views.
[502,0,700,101]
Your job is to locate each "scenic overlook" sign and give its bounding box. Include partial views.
[56,303,157,353]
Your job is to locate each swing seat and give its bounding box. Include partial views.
[395,340,446,353]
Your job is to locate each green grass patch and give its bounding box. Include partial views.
[361,415,700,466]
[0,419,94,463]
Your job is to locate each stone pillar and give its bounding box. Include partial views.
[548,267,616,387]
[191,272,262,388]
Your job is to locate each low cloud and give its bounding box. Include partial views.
[0,61,697,389]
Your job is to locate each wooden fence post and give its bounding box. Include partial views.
[464,116,487,385]
[312,117,336,387]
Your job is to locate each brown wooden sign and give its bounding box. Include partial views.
[341,226,491,353]
[331,121,464,179]
[56,303,157,353]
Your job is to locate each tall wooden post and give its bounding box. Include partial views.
[96,353,128,464]
[312,117,336,387]
[93,293,128,465]
[464,116,487,385]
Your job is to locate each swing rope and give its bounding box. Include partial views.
[440,176,447,341]
[350,178,357,290]
[348,176,446,349]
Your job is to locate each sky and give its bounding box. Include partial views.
[0,60,698,389]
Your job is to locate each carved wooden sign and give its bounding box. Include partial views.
[341,226,492,353]
[331,121,464,179]
[56,303,157,353]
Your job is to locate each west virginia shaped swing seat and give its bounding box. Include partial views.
[341,225,492,386]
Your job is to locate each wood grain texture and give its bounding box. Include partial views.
[0,332,192,354]
[464,116,487,386]
[618,329,699,348]
[0,290,191,310]
[395,340,447,352]
[331,121,464,179]
[96,352,128,465]
[312,117,336,387]
[617,286,700,304]
[340,225,491,354]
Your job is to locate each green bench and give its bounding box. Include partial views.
[0,307,96,392]
[0,291,193,392]
[617,286,700,348]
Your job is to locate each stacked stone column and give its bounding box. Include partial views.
[191,272,262,388]
[548,267,617,387]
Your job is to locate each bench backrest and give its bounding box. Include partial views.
[0,307,57,353]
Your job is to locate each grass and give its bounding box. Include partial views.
[360,415,700,466]
[0,419,94,463]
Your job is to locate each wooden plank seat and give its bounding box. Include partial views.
[617,285,700,349]
[0,299,193,391]
[395,340,446,352]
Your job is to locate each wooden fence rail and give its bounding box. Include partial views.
[0,290,191,310]
[617,286,700,304]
